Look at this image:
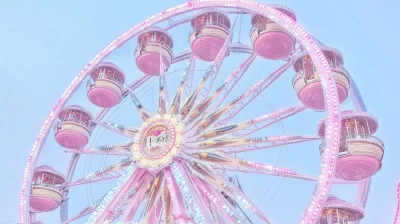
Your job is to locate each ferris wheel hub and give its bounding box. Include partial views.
[132,114,184,170]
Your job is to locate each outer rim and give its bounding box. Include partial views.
[19,1,341,224]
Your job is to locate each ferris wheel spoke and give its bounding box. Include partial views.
[187,163,272,223]
[180,162,220,223]
[184,152,316,181]
[180,18,237,121]
[122,74,153,98]
[63,192,108,223]
[217,166,316,181]
[146,200,164,223]
[170,54,196,114]
[65,142,133,156]
[129,92,152,122]
[170,163,213,223]
[94,75,152,122]
[92,121,138,138]
[164,166,191,222]
[158,76,170,114]
[87,167,147,223]
[186,135,319,150]
[98,174,153,223]
[190,105,306,142]
[222,135,320,154]
[196,16,239,102]
[119,174,153,222]
[63,159,132,187]
[141,173,165,223]
[191,173,247,223]
[161,186,173,224]
[217,61,294,129]
[192,60,293,135]
[188,53,257,124]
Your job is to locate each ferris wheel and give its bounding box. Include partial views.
[19,1,386,223]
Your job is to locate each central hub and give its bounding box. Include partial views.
[133,114,183,170]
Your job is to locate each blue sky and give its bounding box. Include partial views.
[1,0,399,223]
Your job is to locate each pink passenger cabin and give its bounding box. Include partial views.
[30,166,66,213]
[189,10,231,61]
[250,5,296,60]
[292,46,350,110]
[318,196,364,224]
[87,62,125,108]
[318,110,384,181]
[134,28,173,75]
[54,105,93,149]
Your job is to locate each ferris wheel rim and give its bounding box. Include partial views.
[19,1,343,224]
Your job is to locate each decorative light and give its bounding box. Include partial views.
[86,163,136,223]
[171,163,205,223]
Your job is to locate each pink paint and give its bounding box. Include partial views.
[87,87,121,108]
[135,52,170,75]
[30,195,61,212]
[336,155,381,181]
[164,167,189,222]
[55,131,88,149]
[191,35,227,62]
[253,32,294,60]
[153,129,162,136]
[298,81,348,110]
[192,177,237,223]
[148,200,163,223]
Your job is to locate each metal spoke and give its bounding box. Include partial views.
[179,162,217,223]
[170,54,196,114]
[96,74,151,122]
[188,152,316,181]
[141,174,165,223]
[180,17,238,120]
[92,121,138,138]
[186,135,319,150]
[119,174,153,222]
[187,162,272,223]
[191,105,306,142]
[197,15,239,101]
[63,192,107,223]
[164,167,190,222]
[194,60,294,134]
[129,92,152,122]
[65,142,133,156]
[191,175,246,223]
[63,158,132,187]
[162,186,173,224]
[158,76,169,114]
[90,168,147,222]
[222,135,320,154]
[188,53,257,124]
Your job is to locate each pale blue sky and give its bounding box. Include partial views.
[0,0,399,223]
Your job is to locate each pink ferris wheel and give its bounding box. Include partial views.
[19,1,386,223]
